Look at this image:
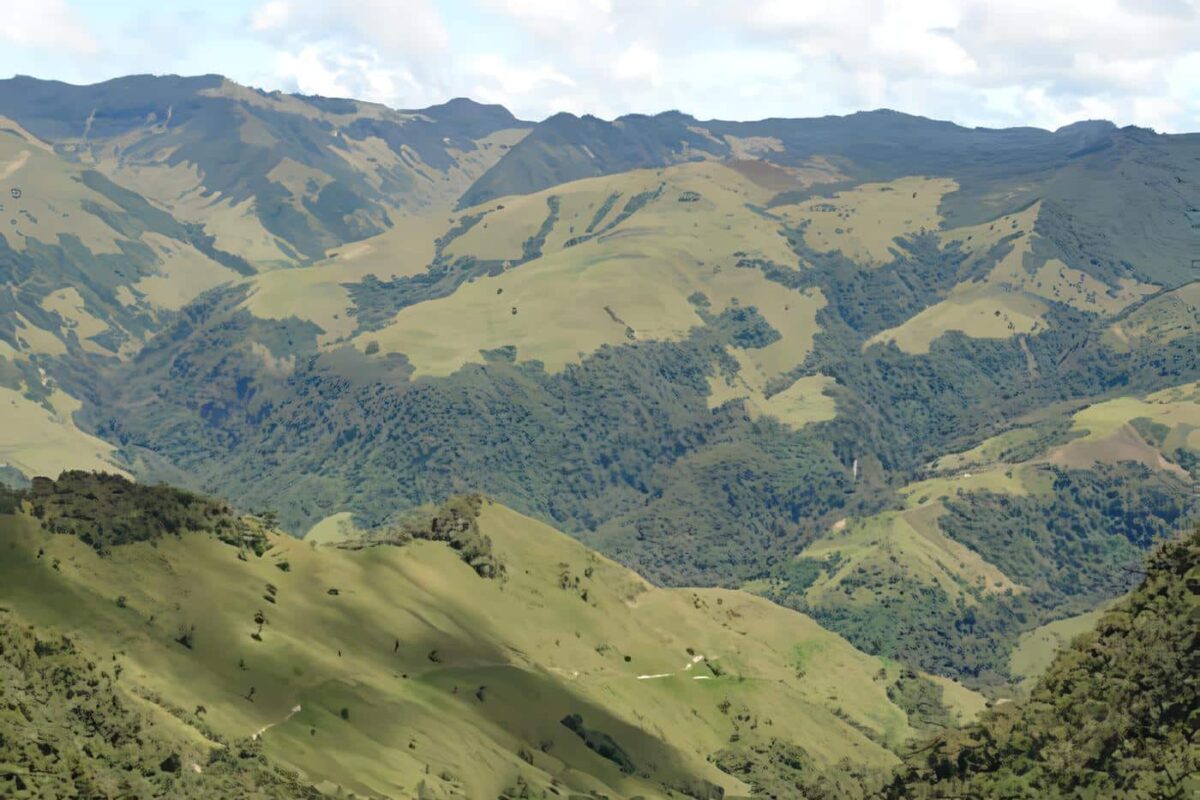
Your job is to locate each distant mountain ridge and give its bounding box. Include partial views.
[0,74,532,267]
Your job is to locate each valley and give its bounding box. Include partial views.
[0,73,1196,797]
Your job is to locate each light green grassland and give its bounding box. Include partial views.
[1009,605,1114,690]
[0,500,958,798]
[355,162,825,380]
[868,201,1156,354]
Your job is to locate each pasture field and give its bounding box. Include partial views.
[0,498,962,798]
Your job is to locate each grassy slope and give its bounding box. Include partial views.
[1008,604,1111,690]
[867,201,1158,354]
[0,118,249,483]
[0,76,531,269]
[0,496,972,799]
[0,120,237,350]
[354,161,825,384]
[760,378,1199,686]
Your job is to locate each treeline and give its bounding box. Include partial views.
[887,525,1200,798]
[12,471,269,556]
[77,215,1200,597]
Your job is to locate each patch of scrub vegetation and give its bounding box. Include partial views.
[559,713,637,774]
[885,670,957,736]
[0,609,323,799]
[712,738,884,799]
[19,470,269,555]
[341,493,505,579]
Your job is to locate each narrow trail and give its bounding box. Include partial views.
[252,704,302,739]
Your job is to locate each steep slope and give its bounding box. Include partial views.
[0,608,325,798]
[760,383,1199,684]
[889,525,1200,799]
[0,116,249,481]
[0,472,981,799]
[0,76,530,266]
[6,77,1199,702]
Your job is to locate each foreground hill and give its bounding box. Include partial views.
[891,524,1199,799]
[2,475,1194,798]
[0,472,983,798]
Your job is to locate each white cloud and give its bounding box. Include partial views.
[612,42,662,87]
[483,0,615,38]
[232,0,1200,130]
[248,0,449,53]
[0,0,98,55]
[467,54,574,104]
[250,1,291,32]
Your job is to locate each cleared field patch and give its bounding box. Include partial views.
[902,463,1043,508]
[708,360,837,430]
[930,425,1056,474]
[867,288,1046,354]
[0,387,127,479]
[356,162,825,378]
[775,176,957,265]
[1009,605,1112,689]
[724,154,847,192]
[799,502,1019,611]
[926,674,990,723]
[1042,383,1200,473]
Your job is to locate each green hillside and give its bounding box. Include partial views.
[0,76,530,267]
[0,74,1198,796]
[0,472,983,798]
[890,524,1199,798]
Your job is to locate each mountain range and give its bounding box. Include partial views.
[0,73,1197,798]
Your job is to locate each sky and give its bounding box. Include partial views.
[2,0,1198,131]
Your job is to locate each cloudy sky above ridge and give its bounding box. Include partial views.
[2,0,1198,131]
